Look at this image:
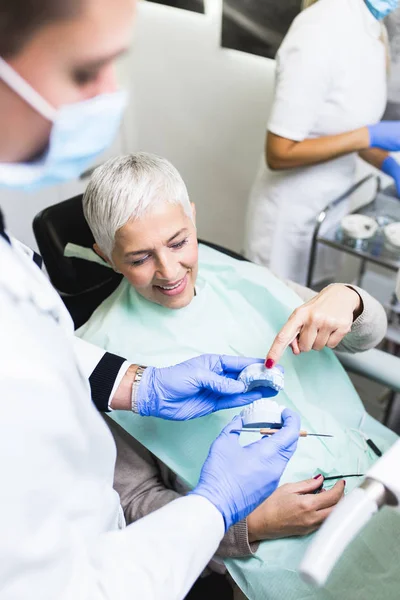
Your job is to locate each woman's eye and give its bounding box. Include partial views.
[171,238,188,250]
[130,255,150,267]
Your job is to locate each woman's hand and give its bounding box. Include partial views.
[266,284,362,366]
[247,476,345,541]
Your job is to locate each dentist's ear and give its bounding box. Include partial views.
[191,202,197,225]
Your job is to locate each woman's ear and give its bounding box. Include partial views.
[191,202,196,225]
[93,243,113,267]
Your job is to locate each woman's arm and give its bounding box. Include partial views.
[266,129,370,171]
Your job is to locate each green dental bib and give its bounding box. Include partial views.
[71,243,400,600]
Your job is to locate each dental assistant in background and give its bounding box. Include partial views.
[0,1,301,599]
[245,0,400,286]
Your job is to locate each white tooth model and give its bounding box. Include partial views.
[238,363,284,396]
[241,399,285,429]
[299,440,400,587]
[239,363,285,428]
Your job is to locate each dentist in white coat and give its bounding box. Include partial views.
[0,1,301,599]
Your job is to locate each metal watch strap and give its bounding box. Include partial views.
[131,365,147,413]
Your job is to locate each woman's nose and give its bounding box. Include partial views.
[155,257,178,281]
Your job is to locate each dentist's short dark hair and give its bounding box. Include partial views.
[0,0,82,58]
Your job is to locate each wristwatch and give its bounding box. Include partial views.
[131,365,147,413]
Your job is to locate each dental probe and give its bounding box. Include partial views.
[231,428,333,438]
[323,474,364,480]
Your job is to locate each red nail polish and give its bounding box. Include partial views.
[265,358,275,369]
[343,480,346,487]
[313,474,323,480]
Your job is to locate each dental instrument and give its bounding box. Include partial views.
[322,474,364,481]
[231,428,333,438]
[312,474,364,494]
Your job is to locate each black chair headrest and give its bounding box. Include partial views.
[33,194,122,328]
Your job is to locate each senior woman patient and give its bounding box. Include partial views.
[70,153,398,600]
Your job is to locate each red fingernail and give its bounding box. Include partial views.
[313,474,323,480]
[343,480,346,487]
[265,359,275,369]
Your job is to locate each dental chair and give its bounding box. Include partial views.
[33,195,400,428]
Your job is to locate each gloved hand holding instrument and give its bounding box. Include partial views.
[190,409,301,530]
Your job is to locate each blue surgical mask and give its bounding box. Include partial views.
[0,57,128,191]
[364,0,399,20]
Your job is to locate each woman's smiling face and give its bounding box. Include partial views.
[105,202,198,309]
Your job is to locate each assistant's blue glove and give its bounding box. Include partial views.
[190,409,301,530]
[381,156,400,197]
[136,354,264,420]
[367,121,400,152]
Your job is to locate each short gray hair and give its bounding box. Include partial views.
[83,152,192,259]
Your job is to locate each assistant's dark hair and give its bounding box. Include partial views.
[0,0,83,58]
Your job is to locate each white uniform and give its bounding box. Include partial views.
[245,0,387,285]
[0,231,224,599]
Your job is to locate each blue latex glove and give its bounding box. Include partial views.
[381,156,400,197]
[136,354,264,420]
[367,121,400,151]
[190,409,301,530]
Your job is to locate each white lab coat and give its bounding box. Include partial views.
[245,0,387,285]
[0,233,224,600]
